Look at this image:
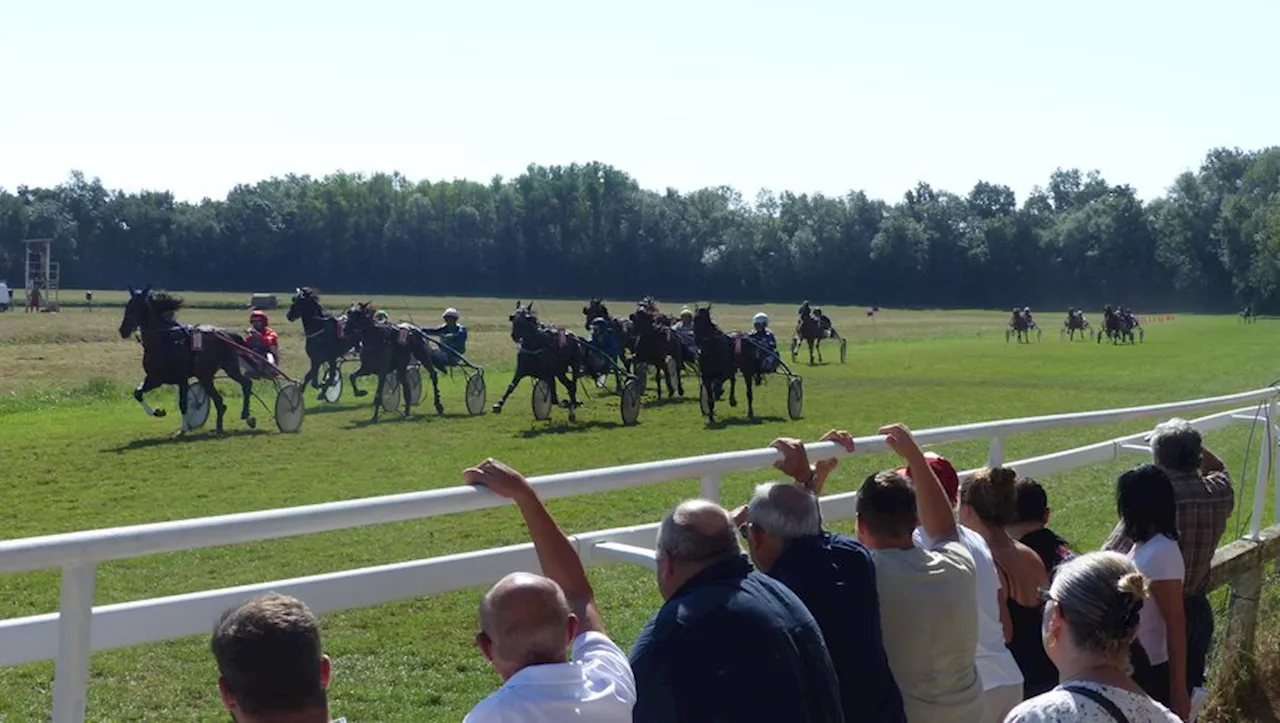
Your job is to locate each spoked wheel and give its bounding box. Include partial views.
[181,385,211,430]
[322,371,343,403]
[532,379,553,421]
[786,377,804,420]
[405,365,423,407]
[620,378,641,426]
[699,382,712,417]
[465,373,487,416]
[380,373,402,413]
[274,382,306,433]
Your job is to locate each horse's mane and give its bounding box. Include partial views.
[149,291,184,315]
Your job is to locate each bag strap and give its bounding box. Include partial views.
[1061,684,1131,723]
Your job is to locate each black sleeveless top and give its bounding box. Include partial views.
[1008,527,1077,697]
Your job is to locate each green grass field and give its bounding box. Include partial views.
[0,293,1276,721]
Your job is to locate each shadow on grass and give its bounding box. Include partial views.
[519,420,623,438]
[637,395,694,408]
[103,427,264,453]
[706,415,786,429]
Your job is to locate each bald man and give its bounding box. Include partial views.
[464,459,635,722]
[629,497,844,722]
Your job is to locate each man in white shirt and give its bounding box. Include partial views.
[464,458,636,722]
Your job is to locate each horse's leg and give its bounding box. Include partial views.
[397,366,412,417]
[744,368,755,419]
[222,361,256,429]
[808,338,815,365]
[175,379,190,435]
[370,372,386,422]
[816,338,823,363]
[133,376,167,418]
[411,343,445,415]
[728,371,738,408]
[556,370,578,422]
[196,376,229,433]
[303,358,320,390]
[492,369,525,414]
[350,363,371,396]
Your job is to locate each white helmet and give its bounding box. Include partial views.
[680,307,693,317]
[753,312,769,326]
[442,307,459,320]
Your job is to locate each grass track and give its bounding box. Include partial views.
[0,295,1276,720]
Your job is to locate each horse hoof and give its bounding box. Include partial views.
[435,404,444,416]
[246,417,257,429]
[172,429,186,438]
[491,404,503,414]
[354,390,368,397]
[729,399,738,407]
[154,408,167,418]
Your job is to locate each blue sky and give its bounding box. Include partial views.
[1,0,1275,204]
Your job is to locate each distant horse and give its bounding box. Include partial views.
[1098,306,1135,344]
[1241,305,1256,324]
[343,302,443,422]
[492,301,584,420]
[287,287,361,400]
[627,307,685,398]
[1063,310,1091,341]
[792,313,825,364]
[638,295,674,327]
[1007,309,1033,343]
[692,306,757,423]
[118,285,256,434]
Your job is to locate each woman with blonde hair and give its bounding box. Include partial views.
[1005,551,1179,722]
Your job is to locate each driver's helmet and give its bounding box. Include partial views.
[680,307,693,320]
[813,306,823,316]
[753,312,770,327]
[590,317,608,329]
[1023,307,1031,313]
[250,310,269,325]
[374,309,389,322]
[442,307,459,321]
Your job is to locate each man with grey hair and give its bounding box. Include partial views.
[1105,417,1232,696]
[464,459,635,722]
[629,493,843,722]
[733,430,906,723]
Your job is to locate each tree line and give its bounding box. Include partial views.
[2,146,1278,312]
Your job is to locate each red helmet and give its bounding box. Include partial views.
[250,310,268,323]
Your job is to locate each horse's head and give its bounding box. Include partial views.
[287,286,319,322]
[119,284,152,338]
[510,301,539,343]
[693,306,717,341]
[345,301,377,333]
[629,307,654,335]
[583,298,608,321]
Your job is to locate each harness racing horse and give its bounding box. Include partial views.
[1241,305,1256,324]
[792,312,825,364]
[582,298,634,367]
[1007,310,1034,343]
[627,307,685,398]
[343,302,444,421]
[1063,310,1090,341]
[692,306,757,423]
[1098,306,1135,344]
[287,287,361,400]
[118,285,257,434]
[492,302,585,420]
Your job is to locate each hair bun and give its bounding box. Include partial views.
[1102,573,1148,636]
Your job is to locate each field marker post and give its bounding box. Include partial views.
[1248,402,1273,541]
[986,438,1004,468]
[700,475,721,503]
[52,561,96,723]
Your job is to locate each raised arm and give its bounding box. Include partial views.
[881,423,958,543]
[464,458,605,634]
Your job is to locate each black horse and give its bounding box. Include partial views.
[692,306,757,423]
[627,307,685,398]
[118,285,256,434]
[286,287,361,400]
[343,302,443,422]
[493,301,584,420]
[582,298,634,368]
[1099,305,1135,344]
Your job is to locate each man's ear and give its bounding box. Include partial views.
[1043,507,1052,525]
[218,676,237,712]
[320,654,332,690]
[566,612,581,642]
[476,631,495,662]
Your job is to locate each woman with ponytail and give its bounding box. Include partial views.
[1005,551,1179,722]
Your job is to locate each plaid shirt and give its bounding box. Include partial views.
[1104,468,1233,596]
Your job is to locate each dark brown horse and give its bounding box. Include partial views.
[627,307,685,398]
[792,314,825,364]
[287,287,362,400]
[692,306,757,423]
[493,301,585,421]
[582,298,634,367]
[343,302,444,422]
[118,285,257,434]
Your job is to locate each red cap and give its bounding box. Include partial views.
[896,452,960,507]
[250,310,268,321]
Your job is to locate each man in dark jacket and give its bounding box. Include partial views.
[629,497,843,723]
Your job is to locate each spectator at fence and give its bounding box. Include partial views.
[906,453,1022,722]
[958,467,1047,718]
[629,498,844,722]
[860,424,983,723]
[1111,464,1189,718]
[211,593,345,723]
[1104,418,1232,698]
[1004,478,1076,698]
[1005,551,1179,722]
[733,430,907,723]
[463,458,635,722]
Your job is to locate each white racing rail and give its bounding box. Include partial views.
[1,386,1278,722]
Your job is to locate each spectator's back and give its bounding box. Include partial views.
[629,500,843,723]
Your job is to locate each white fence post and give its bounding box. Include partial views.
[987,437,1004,468]
[52,561,96,723]
[700,475,721,503]
[1249,402,1272,540]
[1271,400,1280,527]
